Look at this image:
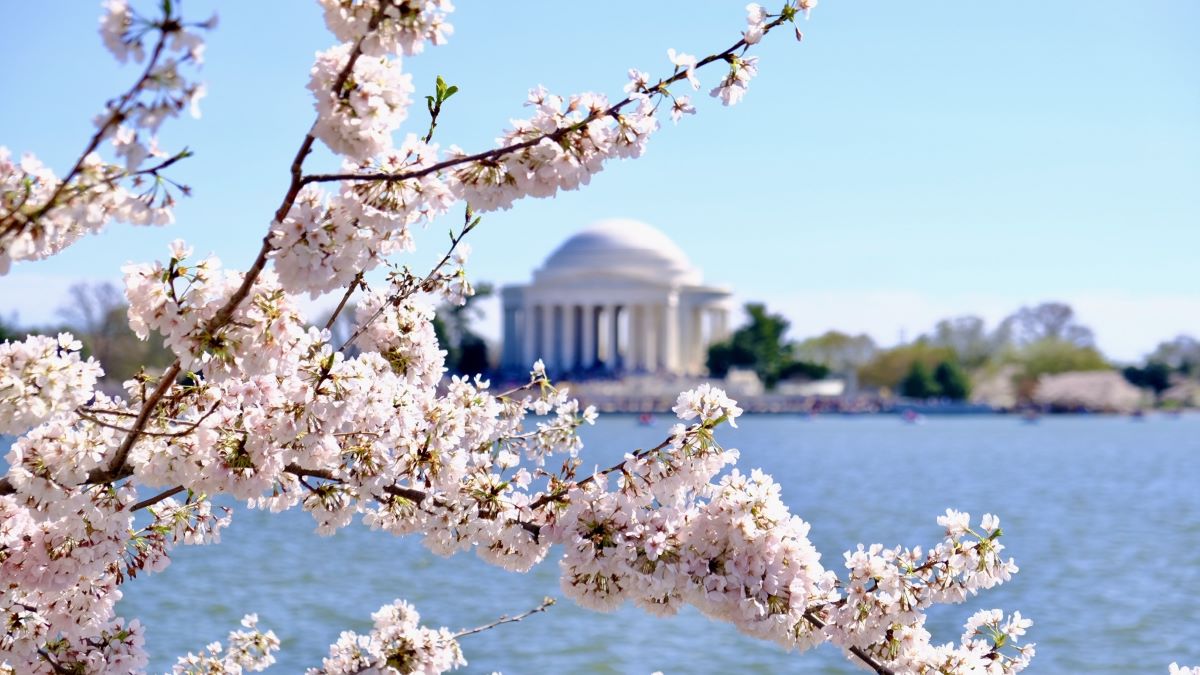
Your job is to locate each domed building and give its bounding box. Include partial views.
[500,219,733,377]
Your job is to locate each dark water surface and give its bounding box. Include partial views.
[15,414,1200,672]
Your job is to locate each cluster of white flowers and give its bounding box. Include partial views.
[0,149,174,274]
[309,600,465,674]
[446,85,659,212]
[319,0,454,57]
[710,55,760,107]
[820,511,1033,671]
[1171,664,1200,675]
[270,135,453,296]
[122,244,309,378]
[0,332,102,435]
[309,43,415,161]
[171,614,280,674]
[0,0,210,274]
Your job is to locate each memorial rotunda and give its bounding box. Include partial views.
[500,218,733,377]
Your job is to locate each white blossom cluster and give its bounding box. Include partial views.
[270,136,453,296]
[309,43,415,161]
[0,332,103,435]
[0,0,210,274]
[319,0,454,57]
[307,600,465,674]
[171,614,280,674]
[0,149,174,274]
[821,511,1035,671]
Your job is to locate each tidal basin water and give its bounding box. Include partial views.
[76,415,1200,671]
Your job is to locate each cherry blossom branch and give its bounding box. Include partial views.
[527,416,724,511]
[104,360,181,477]
[18,11,391,501]
[299,14,792,189]
[0,24,172,244]
[323,272,366,331]
[801,610,896,675]
[451,596,555,639]
[200,10,384,340]
[337,205,478,354]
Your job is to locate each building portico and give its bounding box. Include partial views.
[501,219,733,377]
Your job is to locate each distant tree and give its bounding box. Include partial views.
[1122,362,1172,396]
[857,341,956,392]
[456,334,490,378]
[0,315,21,342]
[1148,335,1200,374]
[793,330,877,374]
[1007,338,1110,401]
[899,361,939,399]
[706,303,827,388]
[56,281,174,382]
[779,359,830,382]
[933,361,971,400]
[926,316,996,369]
[436,281,493,376]
[997,302,1095,347]
[706,341,745,379]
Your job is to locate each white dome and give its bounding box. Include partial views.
[533,218,701,285]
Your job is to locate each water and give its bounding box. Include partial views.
[8,414,1200,672]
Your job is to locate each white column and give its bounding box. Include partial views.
[581,304,596,371]
[648,303,657,369]
[522,305,536,368]
[540,304,554,369]
[690,306,704,375]
[628,305,638,372]
[563,304,577,373]
[607,304,621,371]
[630,305,643,371]
[662,297,678,373]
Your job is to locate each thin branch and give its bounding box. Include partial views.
[801,610,896,675]
[130,485,186,512]
[452,596,555,639]
[0,361,189,496]
[324,271,365,331]
[526,422,698,511]
[104,361,181,477]
[36,649,73,675]
[337,205,477,354]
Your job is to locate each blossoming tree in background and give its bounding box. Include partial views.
[0,1,1050,672]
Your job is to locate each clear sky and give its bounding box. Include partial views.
[1,1,1197,361]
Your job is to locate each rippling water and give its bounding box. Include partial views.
[10,414,1200,672]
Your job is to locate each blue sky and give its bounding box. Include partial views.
[1,1,1197,360]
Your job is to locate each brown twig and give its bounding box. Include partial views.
[324,272,366,331]
[801,610,896,675]
[130,485,186,512]
[104,361,181,477]
[452,596,555,639]
[337,205,477,355]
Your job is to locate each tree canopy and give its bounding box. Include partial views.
[707,303,829,388]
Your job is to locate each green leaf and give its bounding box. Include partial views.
[444,85,459,100]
